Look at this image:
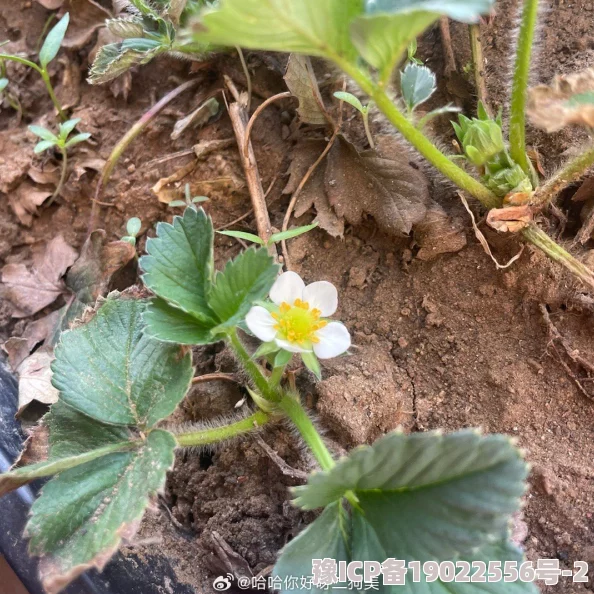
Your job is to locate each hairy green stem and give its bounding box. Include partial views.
[174,410,270,447]
[336,58,501,210]
[532,144,594,208]
[521,225,594,290]
[509,0,539,173]
[278,393,334,471]
[48,149,67,206]
[269,364,286,389]
[228,328,280,401]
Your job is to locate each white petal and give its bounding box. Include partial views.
[269,271,305,305]
[245,306,277,342]
[275,338,312,353]
[302,281,338,316]
[313,322,351,359]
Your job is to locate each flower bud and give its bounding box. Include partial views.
[485,164,533,197]
[460,120,505,166]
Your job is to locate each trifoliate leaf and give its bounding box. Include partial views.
[140,206,217,323]
[284,54,329,126]
[88,39,165,84]
[273,502,349,594]
[144,297,218,344]
[192,0,363,62]
[293,430,528,562]
[52,296,193,426]
[352,0,494,83]
[208,247,279,330]
[400,62,436,112]
[26,429,176,594]
[39,12,70,69]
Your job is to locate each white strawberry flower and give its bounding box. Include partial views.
[246,271,351,359]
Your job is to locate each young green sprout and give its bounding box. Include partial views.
[122,217,142,246]
[0,13,69,121]
[168,183,209,208]
[333,91,375,149]
[217,221,319,248]
[29,117,91,204]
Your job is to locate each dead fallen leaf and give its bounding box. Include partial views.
[152,160,197,203]
[527,68,594,132]
[414,201,467,261]
[0,131,33,193]
[486,205,534,233]
[8,182,53,226]
[284,139,344,237]
[61,0,112,49]
[16,346,60,414]
[572,177,594,203]
[284,54,328,126]
[56,56,82,111]
[325,136,430,236]
[1,235,78,317]
[33,0,63,8]
[2,310,61,369]
[28,165,60,186]
[171,97,219,140]
[73,155,106,180]
[193,138,235,159]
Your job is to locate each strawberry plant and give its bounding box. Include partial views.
[0,207,535,593]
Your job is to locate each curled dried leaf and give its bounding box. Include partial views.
[486,205,534,233]
[527,68,594,132]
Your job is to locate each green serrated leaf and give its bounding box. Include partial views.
[106,17,146,39]
[301,351,321,380]
[26,429,176,594]
[143,297,218,344]
[29,125,58,142]
[273,502,349,594]
[193,0,363,61]
[333,91,365,114]
[293,430,528,561]
[216,229,264,245]
[39,12,69,69]
[353,0,493,84]
[400,62,436,111]
[34,140,56,154]
[269,222,319,244]
[141,206,217,323]
[208,247,279,329]
[52,296,193,426]
[88,39,165,84]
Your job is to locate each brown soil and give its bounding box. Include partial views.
[1,1,594,593]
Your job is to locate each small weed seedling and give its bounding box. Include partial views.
[168,182,209,208]
[0,207,534,593]
[0,13,69,121]
[121,216,142,245]
[218,221,319,249]
[29,117,91,204]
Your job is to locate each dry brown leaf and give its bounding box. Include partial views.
[0,131,33,193]
[62,0,112,49]
[2,310,61,370]
[57,56,82,111]
[486,205,534,233]
[527,68,594,132]
[284,139,344,237]
[414,201,467,261]
[325,136,430,236]
[73,156,107,180]
[33,0,63,8]
[152,160,197,203]
[284,54,329,126]
[28,165,60,186]
[8,182,53,226]
[1,235,78,317]
[171,97,219,140]
[16,346,60,414]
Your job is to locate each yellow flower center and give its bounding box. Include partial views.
[271,299,327,345]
